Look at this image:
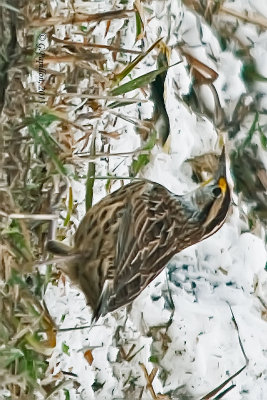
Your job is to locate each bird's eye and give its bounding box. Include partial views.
[212,187,222,197]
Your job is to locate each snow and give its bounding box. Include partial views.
[43,0,267,398]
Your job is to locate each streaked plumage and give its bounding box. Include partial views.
[47,149,230,321]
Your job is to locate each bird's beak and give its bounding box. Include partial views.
[214,146,226,180]
[200,146,227,189]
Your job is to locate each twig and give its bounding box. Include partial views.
[213,384,236,399]
[140,363,158,400]
[52,35,142,55]
[228,304,249,365]
[74,149,150,159]
[200,304,248,399]
[29,92,147,103]
[139,363,170,399]
[220,6,267,29]
[0,211,58,220]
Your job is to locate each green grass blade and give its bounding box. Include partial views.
[110,65,169,96]
[85,138,96,210]
[112,37,162,85]
[27,114,68,175]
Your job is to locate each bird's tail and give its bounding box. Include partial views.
[92,280,112,322]
[46,240,72,256]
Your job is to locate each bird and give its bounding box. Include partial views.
[46,148,230,321]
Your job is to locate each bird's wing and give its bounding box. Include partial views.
[105,183,179,314]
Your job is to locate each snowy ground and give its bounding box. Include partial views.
[44,1,267,399]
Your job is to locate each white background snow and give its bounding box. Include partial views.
[43,0,267,399]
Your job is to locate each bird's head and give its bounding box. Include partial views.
[182,147,231,240]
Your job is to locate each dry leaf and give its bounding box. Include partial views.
[84,349,94,365]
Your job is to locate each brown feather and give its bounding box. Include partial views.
[47,154,230,321]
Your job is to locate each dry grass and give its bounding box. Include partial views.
[0,0,163,397]
[0,0,266,398]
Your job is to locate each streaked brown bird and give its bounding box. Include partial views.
[47,148,230,321]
